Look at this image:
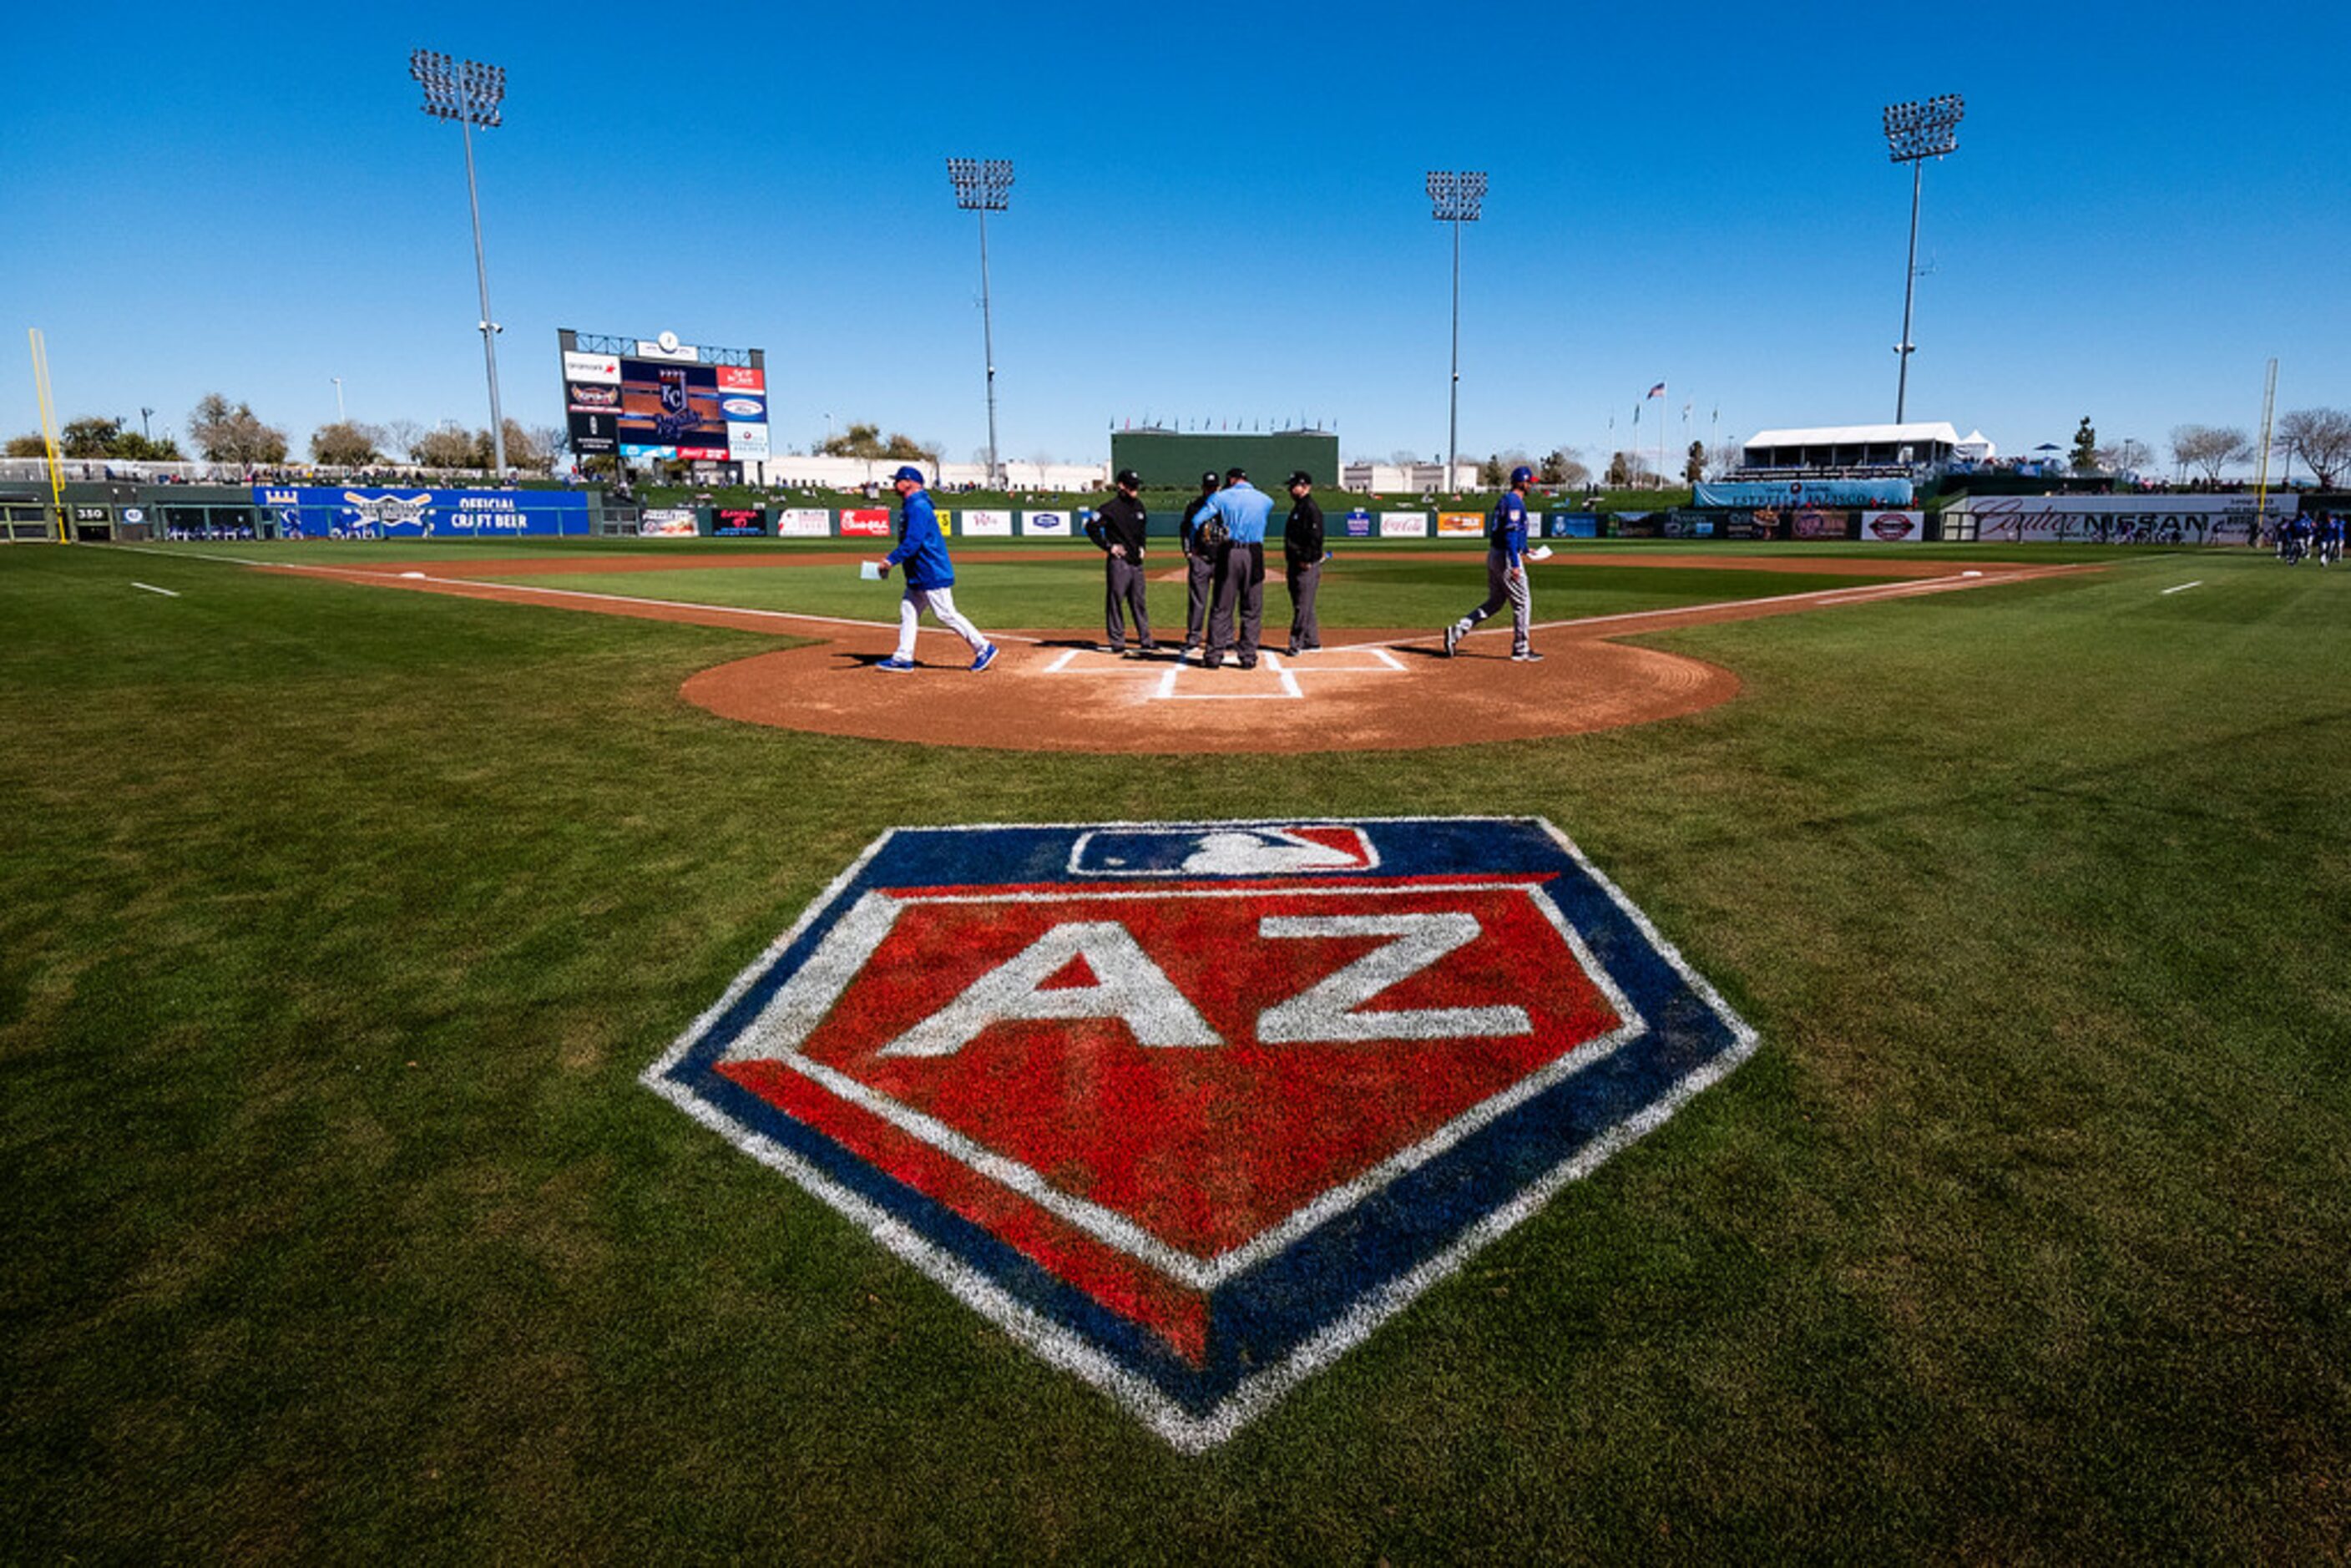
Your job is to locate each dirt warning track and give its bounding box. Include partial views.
[255,553,2091,754]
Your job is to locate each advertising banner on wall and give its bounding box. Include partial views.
[839,508,891,538]
[773,507,831,538]
[254,487,591,539]
[1791,508,1853,540]
[640,508,698,538]
[717,367,769,461]
[1862,509,1927,542]
[1380,512,1429,539]
[1343,508,1373,539]
[1021,511,1071,537]
[1437,512,1485,538]
[712,508,766,537]
[1945,493,2283,545]
[958,509,1013,537]
[1545,513,1600,538]
[561,350,623,456]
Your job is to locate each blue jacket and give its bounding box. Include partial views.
[1489,491,1529,566]
[884,489,955,589]
[1205,481,1273,545]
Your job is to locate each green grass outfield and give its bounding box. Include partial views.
[3,539,2346,1560]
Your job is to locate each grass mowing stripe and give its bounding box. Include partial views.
[2,542,2346,1557]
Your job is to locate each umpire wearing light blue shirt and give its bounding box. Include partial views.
[1201,467,1273,670]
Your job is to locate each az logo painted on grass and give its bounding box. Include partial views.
[644,818,1756,1451]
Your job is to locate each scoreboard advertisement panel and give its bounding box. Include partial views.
[560,331,769,466]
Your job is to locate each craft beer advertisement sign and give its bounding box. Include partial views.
[645,817,1755,1450]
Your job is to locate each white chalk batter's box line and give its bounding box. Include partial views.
[1040,646,1408,701]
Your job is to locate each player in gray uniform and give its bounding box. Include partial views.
[1442,465,1540,661]
[1179,471,1221,661]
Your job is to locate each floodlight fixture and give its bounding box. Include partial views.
[947,157,1014,212]
[412,48,511,476]
[1881,93,1963,423]
[1882,94,1963,164]
[948,157,1015,486]
[1427,169,1487,483]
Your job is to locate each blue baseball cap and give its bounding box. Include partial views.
[1509,465,1535,486]
[890,465,927,483]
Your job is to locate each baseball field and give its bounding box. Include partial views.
[3,535,2346,1559]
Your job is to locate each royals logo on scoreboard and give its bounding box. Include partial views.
[645,817,1755,1450]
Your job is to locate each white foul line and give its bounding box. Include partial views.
[2161,581,2203,595]
[131,582,179,597]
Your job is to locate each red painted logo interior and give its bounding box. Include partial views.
[720,882,1620,1261]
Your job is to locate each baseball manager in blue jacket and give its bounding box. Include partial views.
[873,465,999,672]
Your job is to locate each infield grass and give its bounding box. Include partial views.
[3,540,2345,1560]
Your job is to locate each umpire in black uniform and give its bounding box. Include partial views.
[1282,471,1325,655]
[1085,468,1156,655]
[1178,471,1221,660]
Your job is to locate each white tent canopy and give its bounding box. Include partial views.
[1739,422,1964,472]
[1742,422,1962,451]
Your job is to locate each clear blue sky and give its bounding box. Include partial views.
[5,0,2344,474]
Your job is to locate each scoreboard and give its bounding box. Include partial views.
[559,329,768,465]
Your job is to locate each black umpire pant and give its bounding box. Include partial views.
[1184,547,1216,647]
[1206,540,1264,667]
[1103,553,1153,650]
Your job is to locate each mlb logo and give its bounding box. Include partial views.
[645,817,1755,1450]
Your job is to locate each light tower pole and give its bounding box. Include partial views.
[1881,94,1963,425]
[1427,169,1486,488]
[947,157,1014,488]
[411,48,510,478]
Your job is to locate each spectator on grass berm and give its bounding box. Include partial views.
[1442,464,1540,663]
[1084,468,1157,656]
[1201,468,1272,670]
[873,465,998,673]
[1178,471,1221,660]
[1282,471,1326,655]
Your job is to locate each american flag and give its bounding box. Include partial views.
[1646,382,1666,398]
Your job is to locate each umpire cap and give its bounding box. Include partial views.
[1199,470,1220,489]
[1115,468,1141,488]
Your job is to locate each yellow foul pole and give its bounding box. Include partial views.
[28,329,69,544]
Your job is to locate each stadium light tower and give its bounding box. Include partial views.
[1427,170,1486,486]
[411,48,510,478]
[947,157,1014,488]
[1881,93,1963,425]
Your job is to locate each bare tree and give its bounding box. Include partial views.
[187,393,289,465]
[1540,448,1590,488]
[411,426,478,469]
[379,418,423,463]
[496,419,549,472]
[1710,440,1744,478]
[310,421,384,466]
[2169,423,2251,484]
[2094,437,2155,475]
[2277,407,2351,488]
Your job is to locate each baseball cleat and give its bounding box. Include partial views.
[971,644,999,673]
[1512,649,1544,663]
[876,656,916,671]
[1443,625,1460,657]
